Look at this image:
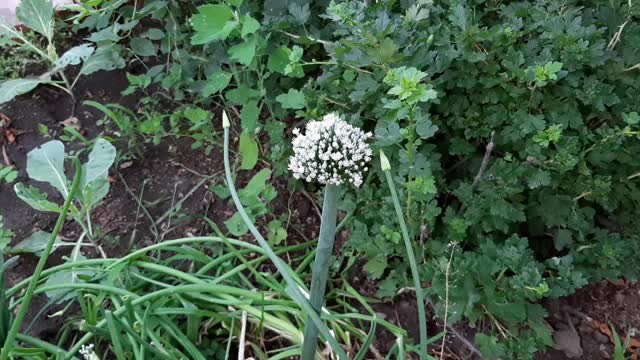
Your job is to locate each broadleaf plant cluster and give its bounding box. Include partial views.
[0,0,639,358]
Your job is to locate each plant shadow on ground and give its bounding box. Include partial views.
[0,67,638,359]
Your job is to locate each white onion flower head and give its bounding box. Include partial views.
[289,113,372,187]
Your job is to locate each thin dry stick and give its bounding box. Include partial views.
[439,243,457,360]
[608,20,629,50]
[471,131,496,191]
[238,310,248,360]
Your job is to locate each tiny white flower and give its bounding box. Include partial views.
[80,344,100,360]
[289,113,372,187]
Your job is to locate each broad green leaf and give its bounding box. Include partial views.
[54,44,95,69]
[225,86,261,105]
[16,0,54,41]
[0,78,45,104]
[44,253,93,303]
[623,112,640,125]
[9,231,73,256]
[81,178,109,209]
[239,131,258,170]
[241,15,260,38]
[190,4,236,45]
[224,212,248,236]
[130,37,156,57]
[275,89,305,109]
[80,46,126,75]
[267,47,290,74]
[26,140,68,197]
[239,168,271,202]
[487,302,526,325]
[267,220,287,245]
[241,101,260,134]
[228,37,257,66]
[416,116,438,139]
[14,183,62,213]
[364,256,387,279]
[82,138,116,186]
[87,27,121,42]
[288,3,310,24]
[202,71,232,97]
[146,28,165,40]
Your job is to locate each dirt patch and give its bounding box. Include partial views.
[540,280,640,360]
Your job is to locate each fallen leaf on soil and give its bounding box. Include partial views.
[5,130,15,144]
[591,320,640,357]
[119,161,134,169]
[108,176,118,184]
[61,117,81,130]
[607,278,626,287]
[554,329,583,358]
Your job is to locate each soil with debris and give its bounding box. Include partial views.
[1,66,638,359]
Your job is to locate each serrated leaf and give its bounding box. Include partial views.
[130,37,156,57]
[0,78,46,104]
[225,86,261,105]
[80,46,126,75]
[54,44,95,69]
[364,256,387,279]
[239,131,258,170]
[416,117,438,139]
[202,71,232,97]
[228,37,257,66]
[267,46,290,74]
[241,15,260,38]
[16,0,54,41]
[275,89,305,109]
[554,229,572,251]
[190,4,236,45]
[14,183,61,213]
[224,212,248,236]
[527,169,551,189]
[241,101,260,134]
[26,140,68,197]
[375,122,402,146]
[288,3,310,24]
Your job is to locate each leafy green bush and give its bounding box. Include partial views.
[298,1,640,357]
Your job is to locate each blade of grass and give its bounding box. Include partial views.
[380,150,428,359]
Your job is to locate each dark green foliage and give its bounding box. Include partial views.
[292,1,640,358]
[67,0,640,358]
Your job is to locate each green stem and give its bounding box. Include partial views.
[0,158,82,360]
[406,107,416,218]
[223,125,348,360]
[383,169,428,360]
[301,184,341,360]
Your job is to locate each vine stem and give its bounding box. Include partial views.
[0,158,83,360]
[301,184,340,360]
[381,151,428,360]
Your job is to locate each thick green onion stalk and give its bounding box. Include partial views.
[301,184,340,360]
[380,150,429,360]
[222,112,349,360]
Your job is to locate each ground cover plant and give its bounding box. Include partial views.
[0,0,639,359]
